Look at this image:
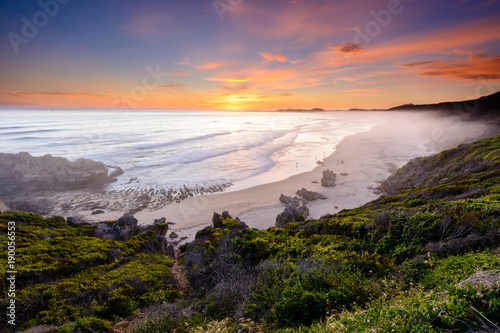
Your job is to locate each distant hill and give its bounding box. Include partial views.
[388,91,500,124]
[276,108,325,112]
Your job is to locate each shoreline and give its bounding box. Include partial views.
[133,111,491,244]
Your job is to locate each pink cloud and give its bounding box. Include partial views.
[196,62,224,70]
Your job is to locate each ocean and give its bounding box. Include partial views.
[0,109,382,193]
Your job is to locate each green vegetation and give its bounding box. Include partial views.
[180,136,500,332]
[1,136,499,332]
[0,212,178,331]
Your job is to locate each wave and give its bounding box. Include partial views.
[134,131,234,151]
[1,129,62,136]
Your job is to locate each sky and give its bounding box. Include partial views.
[0,0,499,110]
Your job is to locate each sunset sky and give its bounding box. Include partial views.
[1,0,500,110]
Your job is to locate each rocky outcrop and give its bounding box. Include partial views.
[138,217,170,237]
[296,188,327,201]
[212,211,231,229]
[321,169,337,187]
[275,207,306,228]
[0,196,10,213]
[279,194,305,207]
[278,193,310,219]
[0,152,124,193]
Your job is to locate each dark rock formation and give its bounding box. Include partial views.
[279,194,305,206]
[212,211,230,229]
[296,188,327,201]
[321,169,337,187]
[279,193,309,220]
[166,244,175,258]
[212,212,222,229]
[0,152,124,193]
[111,214,138,240]
[170,232,179,239]
[91,209,105,215]
[275,207,306,228]
[67,216,91,226]
[138,217,169,236]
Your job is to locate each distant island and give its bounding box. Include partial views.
[275,107,326,112]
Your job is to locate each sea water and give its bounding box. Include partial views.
[0,109,381,193]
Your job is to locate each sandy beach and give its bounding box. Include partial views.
[125,111,491,244]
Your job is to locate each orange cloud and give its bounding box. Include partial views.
[204,77,251,82]
[259,52,289,62]
[402,54,500,80]
[349,18,500,65]
[196,62,224,70]
[260,52,275,61]
[344,88,384,94]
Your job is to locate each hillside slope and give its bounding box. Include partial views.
[178,136,500,332]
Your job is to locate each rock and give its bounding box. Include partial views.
[67,216,91,226]
[296,188,327,201]
[0,196,10,213]
[212,212,223,229]
[321,169,337,187]
[275,206,306,228]
[279,194,306,207]
[0,152,123,192]
[111,214,138,240]
[170,232,179,239]
[279,194,310,219]
[166,244,175,258]
[91,209,105,215]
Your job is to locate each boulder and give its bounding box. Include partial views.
[279,194,306,206]
[67,216,91,226]
[212,212,223,229]
[321,169,337,187]
[166,244,175,258]
[170,231,179,239]
[110,214,138,240]
[275,206,307,228]
[296,188,327,201]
